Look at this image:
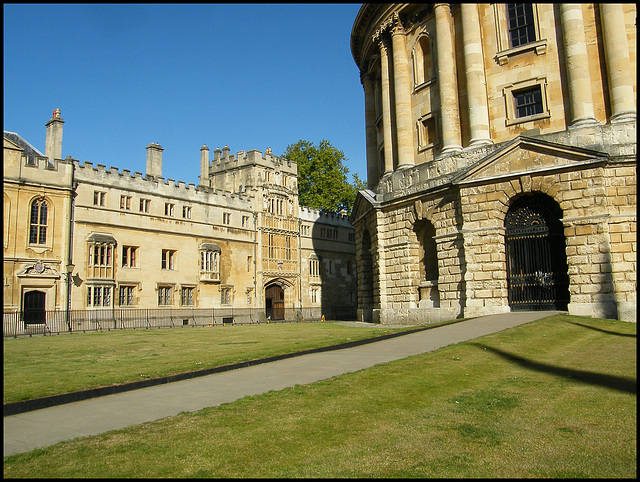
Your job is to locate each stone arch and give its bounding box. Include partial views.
[358,226,375,322]
[505,192,570,311]
[412,218,440,308]
[264,278,294,320]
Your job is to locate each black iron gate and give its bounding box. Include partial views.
[505,195,569,311]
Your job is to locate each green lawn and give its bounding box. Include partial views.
[3,314,637,478]
[3,322,418,404]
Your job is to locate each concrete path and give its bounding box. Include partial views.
[3,311,557,457]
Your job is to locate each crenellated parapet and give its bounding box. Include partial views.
[206,146,297,179]
[299,206,354,228]
[73,159,255,209]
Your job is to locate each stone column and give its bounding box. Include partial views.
[378,38,395,175]
[435,3,462,155]
[460,3,492,147]
[362,73,379,187]
[560,4,598,127]
[599,4,636,123]
[390,15,416,168]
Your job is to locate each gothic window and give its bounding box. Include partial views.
[87,233,116,279]
[120,195,131,210]
[139,198,150,213]
[181,286,194,306]
[87,285,112,308]
[200,243,221,282]
[122,246,138,268]
[310,257,321,278]
[161,249,176,270]
[158,286,173,306]
[29,198,48,245]
[221,287,232,305]
[119,285,136,306]
[93,191,106,206]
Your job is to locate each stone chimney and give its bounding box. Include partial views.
[200,144,210,185]
[146,143,163,178]
[45,108,64,162]
[222,145,230,160]
[213,147,222,162]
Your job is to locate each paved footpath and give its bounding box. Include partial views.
[4,311,557,457]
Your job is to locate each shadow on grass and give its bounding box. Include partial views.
[562,320,636,338]
[471,343,636,395]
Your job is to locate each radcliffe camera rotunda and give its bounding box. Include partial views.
[349,4,636,324]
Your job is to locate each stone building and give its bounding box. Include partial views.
[3,110,356,328]
[350,4,636,323]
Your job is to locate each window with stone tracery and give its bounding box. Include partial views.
[29,198,48,245]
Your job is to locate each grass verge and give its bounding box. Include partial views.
[3,314,637,478]
[3,321,419,404]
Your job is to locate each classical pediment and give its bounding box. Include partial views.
[451,136,609,187]
[350,189,380,224]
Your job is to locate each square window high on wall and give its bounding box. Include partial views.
[503,77,550,126]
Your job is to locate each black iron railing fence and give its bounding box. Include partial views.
[3,306,357,338]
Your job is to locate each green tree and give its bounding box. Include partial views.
[282,139,366,215]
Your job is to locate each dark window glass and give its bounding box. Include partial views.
[507,3,536,47]
[29,200,47,244]
[514,87,543,118]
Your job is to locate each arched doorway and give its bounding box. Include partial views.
[505,194,569,311]
[23,290,46,325]
[265,283,285,320]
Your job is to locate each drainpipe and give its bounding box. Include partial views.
[65,162,76,330]
[253,212,258,318]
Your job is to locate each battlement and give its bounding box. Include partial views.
[299,206,352,227]
[74,159,254,207]
[208,146,297,175]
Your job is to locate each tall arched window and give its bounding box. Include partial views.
[413,35,433,87]
[29,199,47,244]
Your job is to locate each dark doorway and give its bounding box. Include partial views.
[23,290,46,325]
[505,194,570,311]
[265,284,285,320]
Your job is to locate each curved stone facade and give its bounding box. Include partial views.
[350,4,636,323]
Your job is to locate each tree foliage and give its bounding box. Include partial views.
[282,139,366,215]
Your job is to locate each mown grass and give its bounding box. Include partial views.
[3,314,637,478]
[3,322,419,404]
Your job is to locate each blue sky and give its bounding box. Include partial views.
[3,3,366,185]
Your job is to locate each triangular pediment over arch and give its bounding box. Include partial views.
[451,136,609,187]
[350,189,380,225]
